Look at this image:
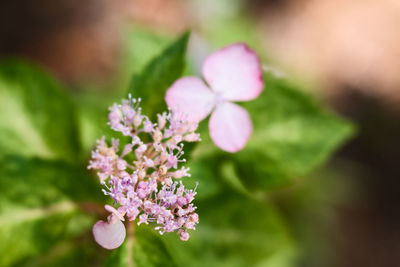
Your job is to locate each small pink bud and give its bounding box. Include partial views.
[159,165,168,175]
[153,130,163,142]
[177,196,188,206]
[176,207,186,217]
[157,113,167,129]
[137,189,147,199]
[185,221,196,230]
[189,213,199,223]
[116,159,127,170]
[122,102,135,120]
[138,169,146,179]
[133,114,143,127]
[137,181,147,189]
[184,133,200,142]
[179,230,190,241]
[138,214,149,225]
[143,120,154,132]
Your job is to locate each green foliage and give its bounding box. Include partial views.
[192,73,354,192]
[121,27,173,77]
[0,61,81,161]
[0,60,105,266]
[246,74,354,175]
[0,156,104,266]
[239,74,354,190]
[22,241,102,267]
[129,31,190,119]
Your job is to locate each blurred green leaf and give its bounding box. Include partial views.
[121,27,173,79]
[129,31,190,119]
[105,225,177,267]
[15,239,102,267]
[74,94,117,154]
[162,190,298,267]
[185,155,222,200]
[193,74,355,191]
[239,74,354,190]
[0,60,81,161]
[0,155,104,266]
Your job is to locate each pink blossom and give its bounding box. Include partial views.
[165,43,263,152]
[92,210,126,250]
[89,96,200,249]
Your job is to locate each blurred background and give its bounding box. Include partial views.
[0,0,399,266]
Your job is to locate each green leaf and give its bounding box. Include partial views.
[0,60,81,161]
[239,74,354,190]
[14,239,102,267]
[0,155,105,266]
[120,27,173,79]
[185,155,222,200]
[194,73,355,191]
[249,74,354,172]
[74,94,117,154]
[105,225,178,267]
[129,31,190,119]
[162,191,298,267]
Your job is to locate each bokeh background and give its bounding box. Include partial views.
[1,0,399,266]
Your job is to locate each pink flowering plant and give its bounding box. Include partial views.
[0,30,354,267]
[87,41,262,250]
[89,96,201,248]
[88,41,268,250]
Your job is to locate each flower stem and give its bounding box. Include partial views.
[127,220,134,267]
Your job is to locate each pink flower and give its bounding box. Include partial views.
[92,205,126,250]
[165,43,264,152]
[89,97,200,249]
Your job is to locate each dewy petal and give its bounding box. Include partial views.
[202,43,264,102]
[209,102,252,153]
[93,219,126,250]
[165,76,215,123]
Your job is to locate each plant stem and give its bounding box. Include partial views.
[127,220,134,267]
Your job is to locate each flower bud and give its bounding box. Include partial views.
[159,165,168,175]
[179,230,190,241]
[153,130,163,142]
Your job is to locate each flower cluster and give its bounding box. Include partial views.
[89,96,200,249]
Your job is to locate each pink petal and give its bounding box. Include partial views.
[165,76,215,123]
[104,204,125,221]
[93,219,126,250]
[209,102,252,153]
[202,43,264,102]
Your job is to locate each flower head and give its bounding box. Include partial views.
[165,43,264,152]
[89,96,200,249]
